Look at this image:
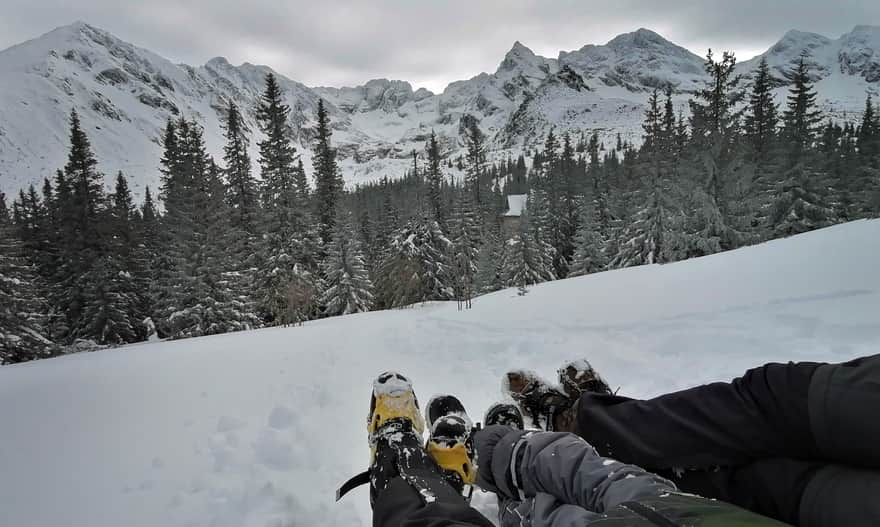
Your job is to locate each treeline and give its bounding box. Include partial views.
[2,52,879,364]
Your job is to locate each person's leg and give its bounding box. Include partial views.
[799,463,880,527]
[666,459,880,527]
[373,477,494,527]
[808,354,880,468]
[574,360,822,469]
[340,371,495,527]
[656,458,822,526]
[367,418,495,527]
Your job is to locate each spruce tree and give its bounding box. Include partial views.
[683,50,748,253]
[151,120,185,338]
[744,58,779,156]
[769,55,832,236]
[586,132,613,249]
[75,172,146,344]
[378,216,452,308]
[425,131,446,229]
[294,159,310,202]
[552,132,580,277]
[221,100,262,328]
[256,74,297,189]
[313,99,342,245]
[569,197,608,277]
[139,187,160,258]
[155,120,261,338]
[782,54,823,165]
[154,118,198,338]
[197,160,262,335]
[0,191,7,222]
[320,214,374,316]
[611,94,677,268]
[525,187,557,281]
[13,185,48,269]
[474,218,505,294]
[465,120,486,212]
[744,57,781,233]
[853,95,880,217]
[449,190,480,309]
[661,86,677,155]
[55,110,109,343]
[255,74,320,325]
[75,255,139,345]
[222,100,260,262]
[137,186,161,337]
[501,208,552,294]
[1,191,55,363]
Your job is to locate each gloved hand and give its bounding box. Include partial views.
[473,425,527,496]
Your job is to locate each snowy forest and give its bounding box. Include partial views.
[2,51,879,365]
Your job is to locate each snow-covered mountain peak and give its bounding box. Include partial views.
[2,22,877,199]
[558,28,705,92]
[205,56,233,69]
[771,30,832,56]
[740,25,880,86]
[314,78,432,115]
[847,25,880,36]
[0,21,93,71]
[605,28,683,52]
[498,40,532,66]
[496,41,553,76]
[837,25,880,82]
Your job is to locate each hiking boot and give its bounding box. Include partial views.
[484,402,524,429]
[503,370,574,431]
[425,395,476,494]
[338,371,441,505]
[557,359,613,399]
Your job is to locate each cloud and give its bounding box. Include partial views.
[1,0,877,93]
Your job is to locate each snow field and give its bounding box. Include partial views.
[1,220,879,527]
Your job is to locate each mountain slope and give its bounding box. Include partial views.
[1,219,878,527]
[740,25,880,122]
[1,23,878,198]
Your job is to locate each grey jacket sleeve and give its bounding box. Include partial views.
[499,494,603,527]
[518,431,677,513]
[475,426,677,516]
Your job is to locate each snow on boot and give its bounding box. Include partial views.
[484,402,524,429]
[368,371,425,442]
[338,372,450,505]
[425,395,476,494]
[503,370,573,431]
[557,359,613,399]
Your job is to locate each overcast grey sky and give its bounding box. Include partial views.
[1,0,878,93]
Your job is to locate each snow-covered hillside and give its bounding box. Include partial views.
[1,22,879,198]
[1,220,878,527]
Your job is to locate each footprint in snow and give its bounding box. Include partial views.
[268,405,296,430]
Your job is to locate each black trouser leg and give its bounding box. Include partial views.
[575,361,822,469]
[657,458,822,525]
[808,354,880,468]
[373,477,494,527]
[369,419,494,527]
[574,356,880,527]
[661,458,880,527]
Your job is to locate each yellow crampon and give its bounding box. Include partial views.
[426,441,476,486]
[367,374,425,458]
